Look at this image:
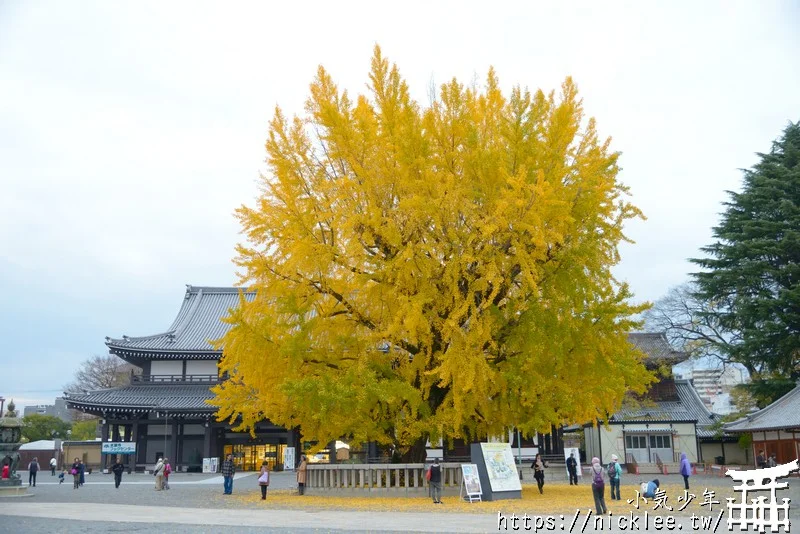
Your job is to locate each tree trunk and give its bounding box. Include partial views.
[401,437,428,463]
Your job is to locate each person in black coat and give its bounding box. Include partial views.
[532,453,548,494]
[429,459,442,504]
[566,452,579,485]
[111,457,126,488]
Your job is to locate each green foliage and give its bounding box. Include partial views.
[21,414,71,442]
[737,432,752,451]
[70,419,98,441]
[692,122,800,382]
[740,377,796,409]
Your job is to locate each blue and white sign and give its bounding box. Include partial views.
[101,442,136,454]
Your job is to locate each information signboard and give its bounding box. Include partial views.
[101,442,136,454]
[470,442,522,501]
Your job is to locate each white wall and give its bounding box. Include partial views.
[151,360,183,376]
[186,360,218,376]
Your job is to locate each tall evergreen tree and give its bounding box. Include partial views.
[692,121,800,405]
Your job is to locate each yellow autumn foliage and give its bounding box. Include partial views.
[210,45,653,453]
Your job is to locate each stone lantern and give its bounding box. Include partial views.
[0,412,28,496]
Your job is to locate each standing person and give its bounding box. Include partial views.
[608,454,622,500]
[111,457,125,489]
[532,453,547,494]
[163,458,172,490]
[153,457,165,491]
[566,452,578,486]
[430,458,443,504]
[756,450,766,469]
[70,458,81,489]
[679,453,691,490]
[78,459,85,486]
[221,453,235,495]
[296,455,307,495]
[49,457,57,476]
[590,457,608,515]
[2,461,9,479]
[28,457,40,487]
[257,461,270,500]
[768,453,777,468]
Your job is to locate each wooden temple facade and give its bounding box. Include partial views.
[64,286,300,472]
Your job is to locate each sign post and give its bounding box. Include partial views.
[284,446,296,471]
[460,464,483,502]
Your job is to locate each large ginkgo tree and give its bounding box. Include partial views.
[211,46,653,459]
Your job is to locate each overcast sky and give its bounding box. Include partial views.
[1,1,797,410]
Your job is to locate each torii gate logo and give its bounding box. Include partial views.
[726,459,799,532]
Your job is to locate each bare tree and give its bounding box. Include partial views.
[65,354,141,421]
[65,354,140,393]
[643,282,750,373]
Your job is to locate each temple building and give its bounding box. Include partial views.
[583,333,715,470]
[64,286,299,472]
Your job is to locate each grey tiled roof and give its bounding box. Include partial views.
[106,286,255,357]
[724,382,800,432]
[627,332,688,363]
[674,380,723,438]
[63,384,215,413]
[610,401,697,423]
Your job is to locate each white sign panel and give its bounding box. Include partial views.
[480,442,522,492]
[101,442,136,454]
[564,447,582,478]
[461,463,483,496]
[284,446,296,471]
[202,457,219,473]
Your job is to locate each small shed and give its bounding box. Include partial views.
[18,440,60,471]
[62,440,103,472]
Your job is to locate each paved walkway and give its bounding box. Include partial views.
[0,502,709,533]
[4,471,796,532]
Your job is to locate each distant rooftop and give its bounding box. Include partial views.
[627,332,689,365]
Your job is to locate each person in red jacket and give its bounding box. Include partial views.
[1,463,9,479]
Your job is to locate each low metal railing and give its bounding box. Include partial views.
[132,374,220,384]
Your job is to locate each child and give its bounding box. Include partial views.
[58,469,67,484]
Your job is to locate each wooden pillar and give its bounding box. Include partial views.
[112,424,121,442]
[129,423,138,470]
[203,422,213,459]
[101,421,110,468]
[138,423,148,469]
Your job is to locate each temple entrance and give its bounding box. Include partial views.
[223,444,286,471]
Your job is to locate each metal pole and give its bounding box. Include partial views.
[517,428,523,480]
[164,411,168,463]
